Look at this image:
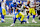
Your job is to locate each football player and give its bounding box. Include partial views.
[26,0,37,23]
[10,0,28,26]
[0,0,6,23]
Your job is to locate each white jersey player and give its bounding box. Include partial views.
[30,0,35,7]
[1,0,6,9]
[26,0,37,23]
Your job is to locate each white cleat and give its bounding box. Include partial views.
[1,19,5,23]
[26,19,29,23]
[27,21,29,23]
[32,20,37,23]
[10,23,14,27]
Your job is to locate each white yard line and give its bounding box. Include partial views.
[0,15,33,17]
[15,24,40,25]
[0,18,13,19]
[0,15,14,16]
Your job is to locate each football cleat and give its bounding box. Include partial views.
[26,19,29,23]
[10,23,14,27]
[32,20,37,23]
[1,19,5,23]
[27,21,29,23]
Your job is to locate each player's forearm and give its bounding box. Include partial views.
[34,0,36,9]
[27,1,30,8]
[25,7,28,9]
[27,1,30,5]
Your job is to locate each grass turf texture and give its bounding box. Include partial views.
[0,16,40,27]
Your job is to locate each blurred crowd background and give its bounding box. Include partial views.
[4,0,40,15]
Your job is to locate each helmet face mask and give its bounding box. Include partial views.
[13,2,16,5]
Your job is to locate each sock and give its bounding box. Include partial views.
[27,15,29,19]
[13,17,17,23]
[1,13,4,19]
[1,13,5,22]
[33,15,35,19]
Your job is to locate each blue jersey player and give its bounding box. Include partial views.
[10,1,26,26]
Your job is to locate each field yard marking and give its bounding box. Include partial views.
[0,15,33,17]
[0,18,39,24]
[10,23,40,27]
[0,26,40,27]
[15,24,40,25]
[0,18,13,19]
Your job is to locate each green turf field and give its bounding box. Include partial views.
[0,15,40,27]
